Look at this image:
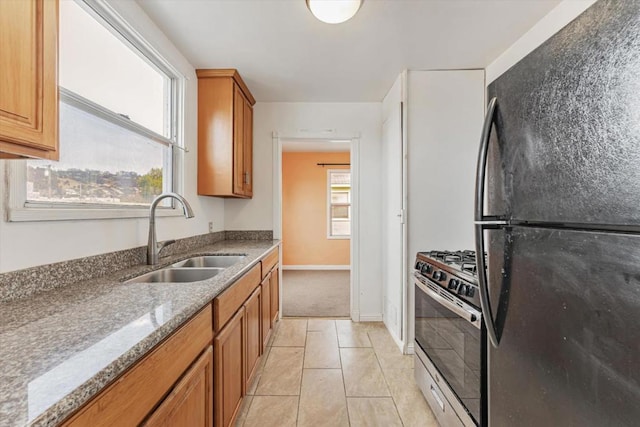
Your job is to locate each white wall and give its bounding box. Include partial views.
[228,102,383,319]
[0,0,224,273]
[406,70,485,345]
[381,74,405,344]
[486,0,597,83]
[407,70,485,252]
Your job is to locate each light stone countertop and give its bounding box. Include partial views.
[0,239,280,427]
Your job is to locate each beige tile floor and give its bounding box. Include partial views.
[236,318,439,427]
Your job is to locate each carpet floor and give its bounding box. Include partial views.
[282,270,350,317]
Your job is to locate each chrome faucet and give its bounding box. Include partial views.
[147,192,195,265]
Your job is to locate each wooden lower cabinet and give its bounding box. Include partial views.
[214,307,245,427]
[244,286,261,390]
[62,306,213,427]
[60,252,283,427]
[270,268,280,325]
[260,273,272,351]
[143,346,213,427]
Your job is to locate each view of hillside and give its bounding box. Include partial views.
[27,166,163,205]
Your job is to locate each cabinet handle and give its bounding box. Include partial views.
[430,384,445,411]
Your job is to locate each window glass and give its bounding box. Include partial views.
[59,0,168,136]
[328,170,351,237]
[27,102,169,205]
[24,0,178,209]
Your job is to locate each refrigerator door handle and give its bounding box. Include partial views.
[475,97,501,347]
[474,96,497,223]
[476,223,500,347]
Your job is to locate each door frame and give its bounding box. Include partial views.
[272,131,361,321]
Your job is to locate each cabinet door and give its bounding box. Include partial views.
[143,346,213,427]
[0,0,58,159]
[270,268,280,325]
[260,273,272,351]
[243,100,253,197]
[214,307,245,427]
[232,84,245,196]
[244,286,261,390]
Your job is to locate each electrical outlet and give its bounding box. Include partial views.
[208,221,214,233]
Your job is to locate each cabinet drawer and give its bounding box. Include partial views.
[213,263,261,332]
[62,305,213,427]
[260,248,279,279]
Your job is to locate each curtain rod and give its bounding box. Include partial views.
[317,163,350,167]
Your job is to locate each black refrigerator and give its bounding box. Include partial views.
[474,1,640,425]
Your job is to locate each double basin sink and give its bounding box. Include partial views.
[126,255,246,283]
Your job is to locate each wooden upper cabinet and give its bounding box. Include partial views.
[0,0,59,160]
[197,69,255,198]
[233,84,246,196]
[243,98,253,197]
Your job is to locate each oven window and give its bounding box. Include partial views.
[415,283,482,423]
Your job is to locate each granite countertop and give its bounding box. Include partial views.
[0,239,280,427]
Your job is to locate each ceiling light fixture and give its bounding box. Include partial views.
[306,0,362,24]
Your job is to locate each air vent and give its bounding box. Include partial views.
[426,282,439,293]
[440,291,454,303]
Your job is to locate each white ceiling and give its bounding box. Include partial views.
[137,0,562,102]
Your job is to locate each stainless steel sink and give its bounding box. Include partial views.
[125,267,224,283]
[172,255,246,268]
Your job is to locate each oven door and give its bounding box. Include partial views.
[414,274,484,425]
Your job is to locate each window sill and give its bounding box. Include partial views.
[7,206,183,222]
[327,235,351,240]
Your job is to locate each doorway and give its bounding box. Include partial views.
[272,134,359,319]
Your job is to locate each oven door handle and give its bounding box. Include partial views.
[414,278,482,329]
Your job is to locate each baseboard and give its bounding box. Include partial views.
[359,314,383,322]
[406,341,415,355]
[282,265,350,271]
[384,323,405,353]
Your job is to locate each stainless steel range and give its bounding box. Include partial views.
[414,250,485,427]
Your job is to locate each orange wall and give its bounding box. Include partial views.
[282,152,350,266]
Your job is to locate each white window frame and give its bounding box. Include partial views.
[6,0,186,222]
[327,169,351,240]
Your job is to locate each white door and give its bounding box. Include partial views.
[381,75,405,343]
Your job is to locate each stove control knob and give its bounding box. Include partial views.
[433,271,446,281]
[421,264,432,275]
[466,287,476,297]
[458,284,468,295]
[448,279,459,290]
[415,261,423,270]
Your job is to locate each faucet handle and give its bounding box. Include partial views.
[157,239,176,253]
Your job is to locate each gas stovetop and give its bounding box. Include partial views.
[420,250,479,276]
[414,250,481,309]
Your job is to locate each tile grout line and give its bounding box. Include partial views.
[369,329,406,427]
[338,337,352,426]
[295,320,309,426]
[240,320,280,426]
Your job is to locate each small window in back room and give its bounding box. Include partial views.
[328,170,351,238]
[26,0,179,208]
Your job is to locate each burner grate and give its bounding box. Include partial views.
[419,250,481,278]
